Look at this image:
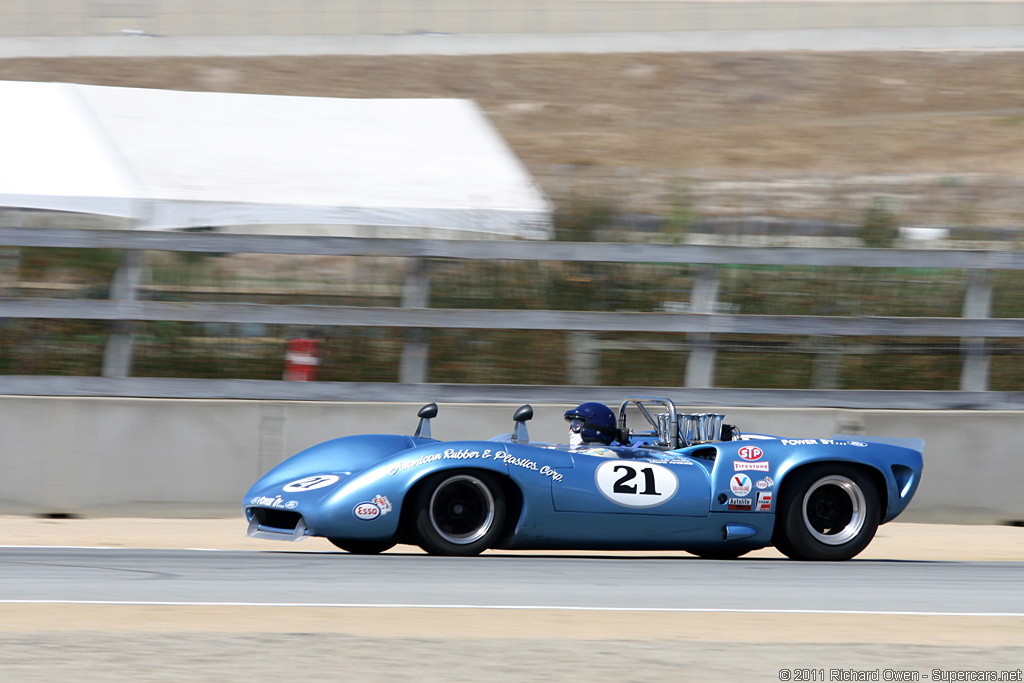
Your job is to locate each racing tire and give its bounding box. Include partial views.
[414,471,506,556]
[773,464,881,561]
[688,548,751,560]
[327,538,396,555]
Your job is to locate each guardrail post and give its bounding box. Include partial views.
[684,266,719,388]
[812,336,841,389]
[567,331,599,384]
[101,249,144,378]
[399,258,431,384]
[959,269,992,392]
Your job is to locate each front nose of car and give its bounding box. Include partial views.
[246,504,309,541]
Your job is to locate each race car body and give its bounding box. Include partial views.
[243,398,924,560]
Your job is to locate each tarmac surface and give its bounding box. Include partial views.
[2,517,1023,682]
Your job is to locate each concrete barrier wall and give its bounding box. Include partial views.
[1,1,1019,38]
[2,396,1021,524]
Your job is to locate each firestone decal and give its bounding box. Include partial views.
[734,461,770,472]
[283,474,340,492]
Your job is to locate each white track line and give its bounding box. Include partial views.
[1,600,1022,617]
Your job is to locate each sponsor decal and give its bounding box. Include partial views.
[783,438,870,447]
[353,502,381,520]
[388,448,564,482]
[727,497,752,511]
[283,474,340,492]
[734,461,770,472]
[371,494,393,515]
[249,495,299,509]
[756,476,774,490]
[757,491,773,511]
[595,460,678,508]
[737,445,763,461]
[730,473,752,496]
[389,448,500,474]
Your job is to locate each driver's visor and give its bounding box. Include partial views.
[568,418,586,433]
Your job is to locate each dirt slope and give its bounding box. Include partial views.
[3,51,1022,219]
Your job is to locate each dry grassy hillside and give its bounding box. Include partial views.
[2,51,1023,224]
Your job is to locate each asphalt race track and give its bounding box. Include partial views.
[3,548,1023,616]
[2,545,1024,681]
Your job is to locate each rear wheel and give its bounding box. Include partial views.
[328,538,396,554]
[773,464,881,561]
[414,472,506,556]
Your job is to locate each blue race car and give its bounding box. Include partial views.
[243,397,924,561]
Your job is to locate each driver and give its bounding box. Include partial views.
[564,402,619,456]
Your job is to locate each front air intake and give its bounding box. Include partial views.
[249,507,302,532]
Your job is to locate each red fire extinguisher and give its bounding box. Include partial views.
[284,338,319,381]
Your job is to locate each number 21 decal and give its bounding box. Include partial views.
[595,461,678,508]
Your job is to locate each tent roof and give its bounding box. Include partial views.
[0,81,553,239]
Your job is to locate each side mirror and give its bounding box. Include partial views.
[414,402,438,438]
[511,404,533,443]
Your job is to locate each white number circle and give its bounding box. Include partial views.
[283,474,339,492]
[595,461,678,508]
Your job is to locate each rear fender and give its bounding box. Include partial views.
[772,438,924,522]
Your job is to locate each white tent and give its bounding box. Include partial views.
[0,81,553,239]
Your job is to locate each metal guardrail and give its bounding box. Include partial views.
[4,227,1024,269]
[2,299,1023,337]
[1,226,1021,408]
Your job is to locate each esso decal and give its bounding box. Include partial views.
[738,446,763,461]
[353,503,381,520]
[283,474,339,492]
[730,473,752,496]
[595,461,678,508]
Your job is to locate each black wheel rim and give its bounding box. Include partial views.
[429,474,495,545]
[801,475,866,545]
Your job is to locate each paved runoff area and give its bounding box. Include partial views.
[1,517,1022,682]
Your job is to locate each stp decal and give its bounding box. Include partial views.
[283,474,340,492]
[595,460,678,508]
[738,445,763,461]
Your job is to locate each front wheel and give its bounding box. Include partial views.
[328,538,396,554]
[414,471,506,556]
[773,464,881,561]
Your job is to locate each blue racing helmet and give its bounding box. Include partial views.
[564,402,617,445]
